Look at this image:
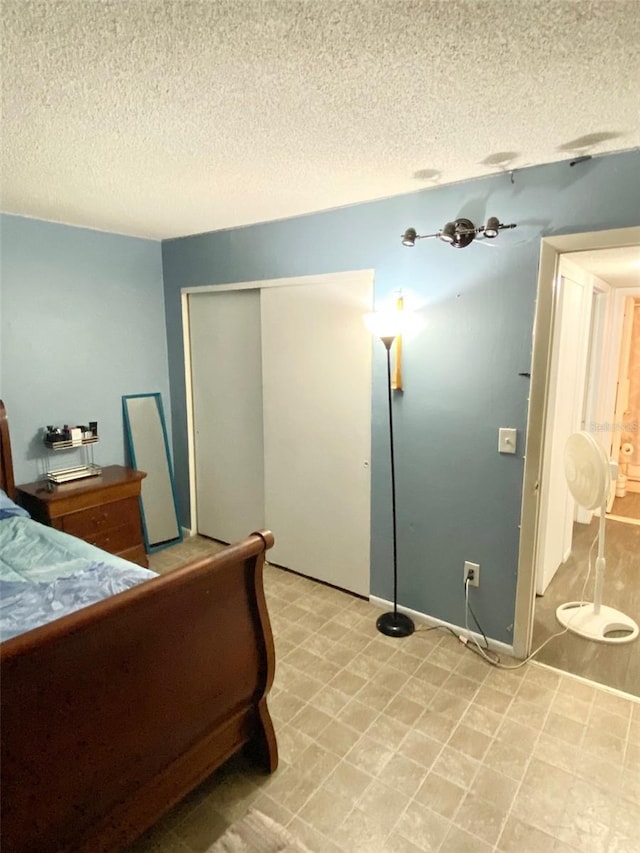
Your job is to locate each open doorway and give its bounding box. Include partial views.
[536,249,640,597]
[530,244,640,695]
[607,291,640,527]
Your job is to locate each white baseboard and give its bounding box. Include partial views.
[182,527,193,538]
[606,513,640,526]
[368,595,515,657]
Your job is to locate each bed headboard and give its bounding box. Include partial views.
[0,400,16,500]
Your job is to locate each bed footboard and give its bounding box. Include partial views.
[0,530,277,853]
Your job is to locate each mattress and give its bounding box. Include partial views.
[0,516,157,642]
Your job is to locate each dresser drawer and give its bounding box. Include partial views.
[62,497,140,539]
[119,544,149,568]
[82,522,141,555]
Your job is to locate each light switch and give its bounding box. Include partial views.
[499,428,517,454]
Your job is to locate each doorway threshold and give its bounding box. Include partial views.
[531,660,640,703]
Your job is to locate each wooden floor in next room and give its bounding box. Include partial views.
[533,517,640,698]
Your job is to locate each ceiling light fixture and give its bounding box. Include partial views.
[401,217,517,248]
[401,228,418,247]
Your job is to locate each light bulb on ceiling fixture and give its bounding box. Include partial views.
[401,228,417,247]
[440,222,456,243]
[484,216,500,238]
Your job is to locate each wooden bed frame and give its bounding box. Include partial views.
[0,400,278,852]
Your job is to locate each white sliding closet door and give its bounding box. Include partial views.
[261,279,372,595]
[189,289,265,543]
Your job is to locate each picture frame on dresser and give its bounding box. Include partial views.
[122,392,183,552]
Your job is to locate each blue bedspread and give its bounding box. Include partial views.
[0,516,157,642]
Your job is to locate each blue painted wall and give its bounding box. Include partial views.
[162,151,640,643]
[1,215,169,485]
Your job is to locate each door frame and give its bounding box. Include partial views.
[513,226,640,659]
[181,268,375,541]
[534,256,595,596]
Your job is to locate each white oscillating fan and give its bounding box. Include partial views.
[556,432,639,644]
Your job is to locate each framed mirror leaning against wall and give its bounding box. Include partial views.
[122,393,182,552]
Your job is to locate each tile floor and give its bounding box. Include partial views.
[131,539,640,853]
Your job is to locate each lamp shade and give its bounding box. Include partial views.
[363,307,408,339]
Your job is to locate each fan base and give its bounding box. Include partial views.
[556,602,639,644]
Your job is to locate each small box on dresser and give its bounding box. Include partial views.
[16,465,148,568]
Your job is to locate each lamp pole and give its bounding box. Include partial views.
[376,336,415,638]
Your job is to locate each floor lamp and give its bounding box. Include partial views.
[365,309,415,638]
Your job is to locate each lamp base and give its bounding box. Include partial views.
[376,611,415,638]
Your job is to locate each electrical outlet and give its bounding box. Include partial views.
[463,561,480,587]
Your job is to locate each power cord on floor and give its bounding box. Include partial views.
[459,531,599,670]
[414,623,460,640]
[463,579,500,663]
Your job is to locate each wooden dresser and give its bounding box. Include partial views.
[16,465,148,568]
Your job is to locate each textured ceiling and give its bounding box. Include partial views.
[569,246,640,288]
[2,0,639,240]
